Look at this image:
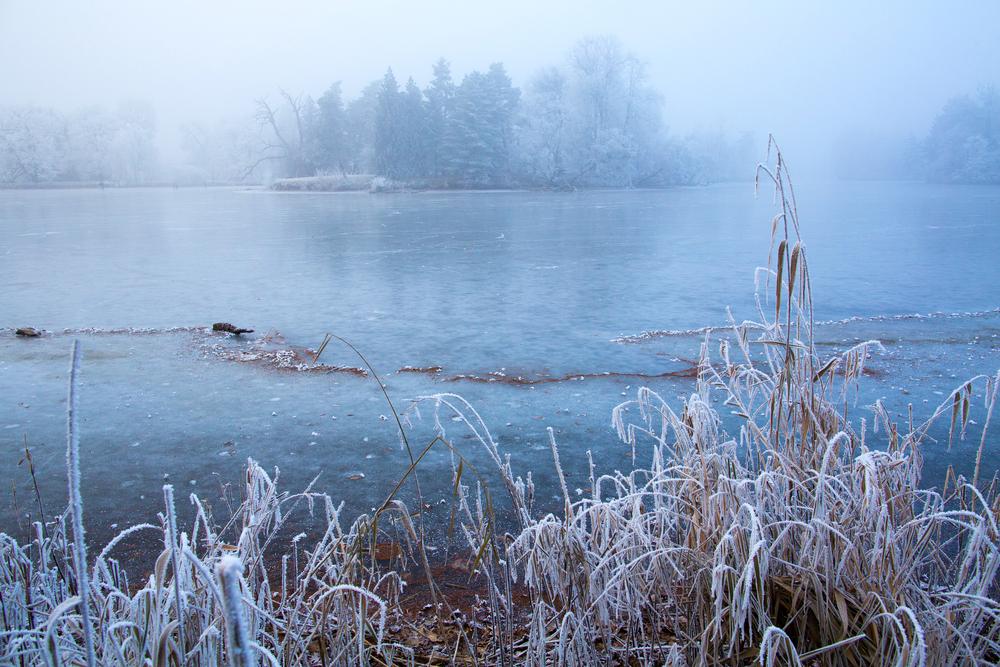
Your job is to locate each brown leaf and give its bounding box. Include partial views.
[373,542,403,560]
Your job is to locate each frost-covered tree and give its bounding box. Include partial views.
[110,100,158,185]
[515,68,570,186]
[399,77,430,177]
[374,68,403,178]
[424,59,455,178]
[252,90,318,178]
[564,36,662,186]
[443,63,519,185]
[513,36,668,188]
[0,106,67,183]
[442,72,488,183]
[481,63,520,181]
[923,86,1000,183]
[181,115,261,183]
[312,82,349,174]
[343,81,380,174]
[65,107,116,182]
[374,70,432,179]
[0,102,161,185]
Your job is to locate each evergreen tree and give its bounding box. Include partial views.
[924,87,1000,183]
[443,63,519,185]
[313,82,348,173]
[399,78,429,178]
[425,59,455,177]
[481,63,520,182]
[374,68,402,177]
[344,81,380,174]
[443,71,489,184]
[375,70,431,179]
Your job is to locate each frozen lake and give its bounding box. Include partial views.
[2,182,999,542]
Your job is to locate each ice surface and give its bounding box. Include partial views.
[1,183,998,543]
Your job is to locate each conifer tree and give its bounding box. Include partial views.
[374,68,401,177]
[313,82,348,173]
[425,58,455,178]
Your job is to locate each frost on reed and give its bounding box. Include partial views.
[407,139,1000,664]
[1,139,998,665]
[484,138,998,665]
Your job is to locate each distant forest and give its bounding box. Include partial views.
[831,86,1000,184]
[1,38,998,187]
[919,87,1000,183]
[0,101,158,186]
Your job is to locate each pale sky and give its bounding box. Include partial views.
[2,1,998,168]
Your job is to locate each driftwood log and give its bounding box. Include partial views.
[212,322,254,335]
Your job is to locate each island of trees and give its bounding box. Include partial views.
[248,38,755,189]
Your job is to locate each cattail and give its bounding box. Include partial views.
[217,555,256,667]
[65,340,96,667]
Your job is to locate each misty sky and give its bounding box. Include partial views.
[2,1,999,168]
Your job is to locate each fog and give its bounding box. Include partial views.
[2,0,999,179]
[3,4,1000,662]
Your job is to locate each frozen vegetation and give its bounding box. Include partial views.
[921,87,1000,184]
[1,144,998,665]
[0,102,159,186]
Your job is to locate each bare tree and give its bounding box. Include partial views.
[248,89,316,179]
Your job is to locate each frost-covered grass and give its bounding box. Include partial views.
[271,174,375,191]
[2,139,998,665]
[1,451,413,665]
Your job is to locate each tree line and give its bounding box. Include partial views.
[831,86,1000,184]
[0,102,157,185]
[0,36,755,187]
[921,87,1000,184]
[5,39,997,189]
